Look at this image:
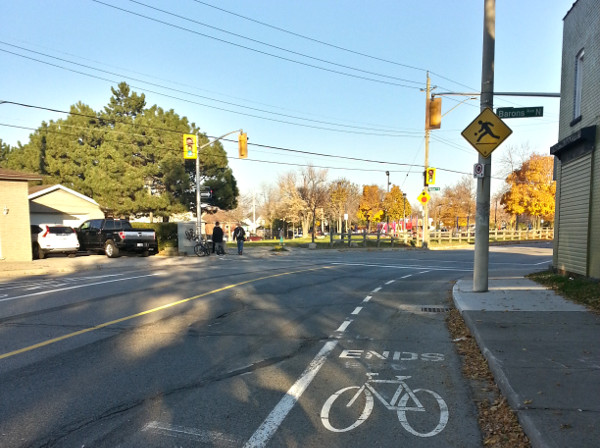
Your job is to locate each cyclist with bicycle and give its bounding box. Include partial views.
[212,222,225,255]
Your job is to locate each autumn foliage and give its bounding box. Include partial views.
[501,154,555,227]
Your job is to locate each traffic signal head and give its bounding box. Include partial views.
[426,97,442,130]
[238,132,248,159]
[425,167,436,185]
[182,133,197,159]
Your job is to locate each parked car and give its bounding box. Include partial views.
[76,219,158,258]
[31,224,80,259]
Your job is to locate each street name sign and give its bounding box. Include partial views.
[429,187,440,191]
[461,108,512,158]
[496,107,543,119]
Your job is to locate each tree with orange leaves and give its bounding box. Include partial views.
[501,154,555,228]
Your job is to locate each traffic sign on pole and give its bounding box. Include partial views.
[461,108,512,158]
[417,190,431,205]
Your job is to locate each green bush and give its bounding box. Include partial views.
[131,222,178,252]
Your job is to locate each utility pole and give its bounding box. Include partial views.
[473,0,495,291]
[423,72,431,247]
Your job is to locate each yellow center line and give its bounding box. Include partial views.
[0,265,334,360]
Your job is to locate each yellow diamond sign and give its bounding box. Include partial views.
[461,107,512,158]
[417,190,431,205]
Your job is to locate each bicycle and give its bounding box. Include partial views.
[193,238,211,257]
[185,228,211,257]
[320,373,448,437]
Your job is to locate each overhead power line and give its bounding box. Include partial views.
[126,0,423,86]
[189,0,478,92]
[0,43,426,137]
[91,0,421,89]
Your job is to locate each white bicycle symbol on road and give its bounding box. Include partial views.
[320,373,449,437]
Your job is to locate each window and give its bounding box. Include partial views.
[574,49,584,120]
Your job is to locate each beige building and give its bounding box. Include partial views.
[551,0,600,279]
[0,168,42,261]
[29,184,104,227]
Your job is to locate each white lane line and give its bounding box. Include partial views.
[372,286,382,293]
[351,307,363,315]
[331,262,473,272]
[335,319,353,333]
[244,340,338,448]
[419,270,432,274]
[400,274,412,279]
[385,280,395,285]
[0,274,159,303]
[143,421,240,446]
[362,295,372,303]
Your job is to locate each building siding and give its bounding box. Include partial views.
[557,154,591,275]
[589,130,600,278]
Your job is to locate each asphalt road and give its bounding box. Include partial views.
[0,244,552,447]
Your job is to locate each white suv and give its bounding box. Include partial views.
[31,224,80,259]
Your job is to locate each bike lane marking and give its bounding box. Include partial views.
[245,271,426,446]
[243,340,339,448]
[0,266,335,361]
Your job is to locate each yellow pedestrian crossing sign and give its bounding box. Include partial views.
[461,108,512,158]
[417,190,431,205]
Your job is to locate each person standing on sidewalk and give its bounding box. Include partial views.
[212,222,225,255]
[233,223,246,255]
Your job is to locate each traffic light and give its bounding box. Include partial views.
[426,97,442,130]
[182,134,197,159]
[238,132,248,159]
[425,167,436,185]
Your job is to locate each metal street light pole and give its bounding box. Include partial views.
[385,171,390,233]
[195,129,243,238]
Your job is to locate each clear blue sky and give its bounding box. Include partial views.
[0,0,574,207]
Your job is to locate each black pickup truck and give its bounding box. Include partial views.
[77,219,158,258]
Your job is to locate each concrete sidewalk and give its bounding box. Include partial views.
[453,277,600,448]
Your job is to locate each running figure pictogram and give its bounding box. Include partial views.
[475,120,500,142]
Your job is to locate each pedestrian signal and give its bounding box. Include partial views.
[238,132,248,159]
[183,134,197,159]
[425,167,436,186]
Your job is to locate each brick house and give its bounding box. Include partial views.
[0,168,42,261]
[550,0,600,279]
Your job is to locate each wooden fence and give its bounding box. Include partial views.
[329,228,554,248]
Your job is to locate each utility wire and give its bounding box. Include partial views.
[126,0,423,86]
[0,49,420,137]
[190,0,478,92]
[91,0,421,89]
[0,119,481,179]
[0,42,419,135]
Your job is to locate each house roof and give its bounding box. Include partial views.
[28,184,99,206]
[0,168,43,182]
